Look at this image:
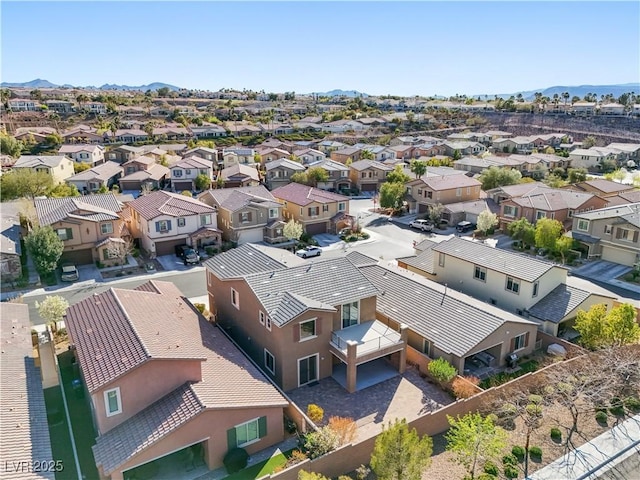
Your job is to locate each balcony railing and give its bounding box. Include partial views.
[330,320,404,360]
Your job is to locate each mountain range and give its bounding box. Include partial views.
[0,79,181,91]
[489,83,640,101]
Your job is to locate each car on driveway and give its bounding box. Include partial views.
[296,246,322,258]
[175,244,200,265]
[409,219,434,232]
[60,263,79,282]
[456,221,476,233]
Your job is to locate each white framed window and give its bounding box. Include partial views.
[422,339,432,357]
[299,319,317,341]
[456,187,462,197]
[186,169,191,175]
[259,311,265,325]
[101,222,113,235]
[473,265,486,282]
[577,219,590,232]
[178,217,186,227]
[264,349,275,374]
[266,316,271,331]
[268,208,278,219]
[173,169,183,177]
[156,220,170,232]
[231,288,239,309]
[568,210,574,218]
[104,387,122,417]
[200,214,212,226]
[513,333,527,351]
[438,252,445,267]
[338,202,346,212]
[240,212,251,223]
[505,276,520,294]
[322,204,329,213]
[298,354,319,387]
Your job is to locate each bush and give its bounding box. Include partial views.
[303,426,340,459]
[483,461,499,475]
[355,464,370,480]
[502,454,517,467]
[223,448,248,474]
[624,396,640,413]
[427,357,457,383]
[550,427,562,441]
[595,411,608,424]
[477,474,497,480]
[528,394,543,405]
[327,416,357,445]
[193,303,206,314]
[307,404,324,424]
[205,246,219,256]
[609,397,625,416]
[504,465,519,479]
[528,446,542,459]
[511,445,526,461]
[452,376,480,399]
[284,416,297,434]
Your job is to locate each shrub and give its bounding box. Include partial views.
[223,448,248,474]
[338,476,352,480]
[609,397,625,416]
[528,394,543,405]
[193,303,206,314]
[624,396,640,413]
[483,461,499,475]
[360,232,370,239]
[307,404,324,424]
[477,474,497,480]
[595,411,608,424]
[502,454,517,467]
[511,445,525,461]
[355,464,370,480]
[504,465,519,479]
[452,376,480,399]
[284,416,297,434]
[327,416,357,445]
[281,449,307,470]
[303,426,340,459]
[528,446,542,459]
[427,357,457,383]
[550,427,562,441]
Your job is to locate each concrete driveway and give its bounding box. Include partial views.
[572,260,632,281]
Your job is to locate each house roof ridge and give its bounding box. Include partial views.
[111,288,152,359]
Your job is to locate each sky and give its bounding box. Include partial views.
[1,1,639,97]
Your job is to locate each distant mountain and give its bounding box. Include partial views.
[311,89,369,98]
[0,79,181,91]
[489,83,640,101]
[98,82,181,92]
[0,78,59,88]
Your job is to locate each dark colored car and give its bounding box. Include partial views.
[456,221,476,233]
[175,244,200,265]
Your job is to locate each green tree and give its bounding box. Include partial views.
[283,219,303,243]
[582,136,597,148]
[298,472,329,480]
[36,295,69,331]
[360,149,375,160]
[0,132,23,158]
[48,183,80,198]
[409,159,427,178]
[306,167,329,187]
[428,203,444,225]
[446,413,508,480]
[507,217,536,248]
[157,86,170,97]
[479,167,522,190]
[73,162,92,174]
[544,174,567,188]
[534,218,563,251]
[575,303,640,350]
[25,226,64,278]
[567,168,588,184]
[554,235,574,264]
[290,171,309,185]
[44,133,63,147]
[370,419,433,480]
[452,149,462,161]
[386,165,410,184]
[379,182,406,212]
[0,169,54,200]
[476,209,498,235]
[181,190,193,197]
[194,173,211,191]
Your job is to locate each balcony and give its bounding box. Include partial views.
[330,320,406,365]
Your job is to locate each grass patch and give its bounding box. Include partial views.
[43,386,78,480]
[223,449,294,480]
[58,350,100,480]
[480,360,539,389]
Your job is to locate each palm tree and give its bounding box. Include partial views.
[562,92,570,109]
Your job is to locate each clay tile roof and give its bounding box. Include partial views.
[34,193,123,226]
[128,190,215,220]
[271,182,349,206]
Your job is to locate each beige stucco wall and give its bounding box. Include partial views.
[51,217,125,260]
[411,184,481,206]
[278,199,349,226]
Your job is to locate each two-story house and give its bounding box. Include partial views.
[34,194,129,265]
[13,155,75,184]
[330,147,362,164]
[198,186,287,245]
[492,137,535,155]
[272,182,351,235]
[114,129,149,143]
[190,124,228,139]
[205,247,406,393]
[256,148,291,165]
[306,159,351,192]
[127,191,220,256]
[66,161,123,194]
[65,281,288,480]
[264,158,306,190]
[568,147,621,170]
[119,156,170,191]
[182,147,219,166]
[316,140,347,155]
[0,215,22,282]
[563,179,636,199]
[58,144,106,166]
[106,145,145,164]
[571,203,640,266]
[292,148,326,165]
[406,174,482,213]
[348,160,393,192]
[7,98,39,111]
[222,148,255,169]
[443,141,487,157]
[170,156,214,192]
[219,163,261,188]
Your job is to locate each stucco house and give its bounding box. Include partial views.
[221,148,255,169]
[306,159,351,192]
[330,147,362,164]
[0,215,22,283]
[406,174,482,213]
[292,148,326,165]
[127,191,220,257]
[65,281,288,480]
[348,160,393,192]
[219,163,261,188]
[169,156,214,192]
[66,161,123,194]
[118,156,170,191]
[13,155,75,184]
[264,158,306,190]
[563,179,636,199]
[58,144,106,166]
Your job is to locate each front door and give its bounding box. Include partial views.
[298,354,318,387]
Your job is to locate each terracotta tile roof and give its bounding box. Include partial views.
[271,182,349,206]
[128,190,214,220]
[34,193,123,226]
[510,189,597,211]
[0,304,54,480]
[122,155,155,167]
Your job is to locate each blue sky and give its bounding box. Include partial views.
[1,1,639,96]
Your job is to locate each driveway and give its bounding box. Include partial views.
[571,260,640,298]
[155,254,206,273]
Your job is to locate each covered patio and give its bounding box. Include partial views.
[189,226,222,250]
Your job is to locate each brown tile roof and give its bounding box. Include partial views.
[271,182,349,206]
[220,163,260,181]
[201,185,277,212]
[35,193,123,226]
[349,160,393,171]
[578,179,634,194]
[119,163,170,182]
[509,189,597,211]
[607,190,640,206]
[128,190,214,220]
[410,174,481,191]
[0,304,55,480]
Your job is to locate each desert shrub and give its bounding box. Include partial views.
[452,376,480,399]
[307,404,324,424]
[528,446,542,459]
[609,397,625,416]
[624,396,640,413]
[550,427,562,441]
[595,411,608,424]
[223,448,248,474]
[511,445,525,461]
[285,450,307,468]
[502,454,517,467]
[360,232,370,239]
[427,357,457,383]
[355,464,370,480]
[337,476,352,480]
[504,465,519,479]
[483,461,499,475]
[327,416,357,445]
[193,303,206,314]
[478,474,497,480]
[303,426,340,459]
[527,394,543,405]
[487,413,499,424]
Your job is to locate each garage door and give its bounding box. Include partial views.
[601,246,636,266]
[155,239,188,257]
[361,183,377,192]
[61,248,93,265]
[173,180,193,191]
[236,228,264,245]
[418,203,429,214]
[306,222,327,235]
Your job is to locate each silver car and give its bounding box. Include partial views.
[409,219,434,232]
[61,263,79,282]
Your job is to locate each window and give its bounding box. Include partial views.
[300,319,316,341]
[467,187,471,195]
[298,354,318,387]
[568,210,574,218]
[268,208,278,219]
[535,211,546,220]
[342,301,359,328]
[426,191,433,199]
[361,172,366,178]
[417,188,422,196]
[577,219,590,232]
[308,206,319,217]
[108,153,116,160]
[173,169,183,177]
[200,214,212,226]
[456,187,462,197]
[422,339,432,357]
[100,222,113,235]
[512,333,528,351]
[616,228,639,243]
[229,417,267,448]
[505,276,520,294]
[533,281,539,297]
[438,252,445,267]
[264,349,275,374]
[503,205,518,217]
[322,204,329,212]
[102,248,112,261]
[185,169,191,175]
[266,316,271,331]
[56,228,73,241]
[231,288,239,309]
[341,171,348,177]
[155,220,171,232]
[240,212,251,223]
[604,224,612,235]
[177,217,186,227]
[338,202,346,212]
[259,311,265,325]
[473,265,487,282]
[104,387,122,417]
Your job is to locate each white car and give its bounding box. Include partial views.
[296,246,322,258]
[409,219,434,232]
[61,263,79,282]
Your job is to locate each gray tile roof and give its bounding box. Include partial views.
[345,251,379,267]
[220,163,260,181]
[0,303,54,480]
[204,243,293,279]
[397,247,436,274]
[306,159,349,172]
[128,190,215,221]
[265,158,306,171]
[432,237,561,282]
[14,155,70,168]
[349,160,393,172]
[244,257,378,326]
[360,265,535,357]
[510,189,597,211]
[119,163,169,181]
[66,161,122,182]
[34,193,123,226]
[414,238,437,252]
[0,215,21,256]
[573,203,640,226]
[171,156,213,169]
[528,284,593,323]
[200,186,277,212]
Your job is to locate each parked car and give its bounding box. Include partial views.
[182,248,200,265]
[409,219,434,232]
[456,221,476,233]
[296,246,322,258]
[60,263,79,282]
[338,228,352,238]
[175,244,189,258]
